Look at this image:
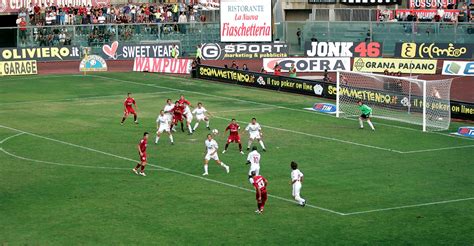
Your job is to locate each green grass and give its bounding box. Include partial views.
[0,72,473,245]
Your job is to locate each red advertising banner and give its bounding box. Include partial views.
[408,0,456,8]
[0,0,110,13]
[395,9,460,20]
[133,58,192,74]
[378,9,460,21]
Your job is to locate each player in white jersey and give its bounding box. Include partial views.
[163,99,175,129]
[183,104,194,134]
[246,146,261,184]
[245,117,266,151]
[290,161,306,207]
[192,102,211,131]
[203,134,230,176]
[155,110,174,145]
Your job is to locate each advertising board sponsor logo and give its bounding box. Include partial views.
[220,0,272,42]
[304,103,337,114]
[133,58,192,74]
[305,42,382,57]
[340,0,399,4]
[263,57,351,72]
[0,47,81,61]
[197,65,329,97]
[327,84,474,120]
[201,43,288,60]
[100,41,179,60]
[79,55,107,72]
[0,0,109,13]
[409,0,455,8]
[352,57,437,74]
[442,61,474,76]
[393,9,460,21]
[313,84,323,95]
[0,60,37,76]
[454,126,474,138]
[395,42,473,59]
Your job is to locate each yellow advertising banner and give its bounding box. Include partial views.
[352,57,437,74]
[0,60,37,76]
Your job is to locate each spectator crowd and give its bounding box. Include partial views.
[378,2,474,23]
[15,1,219,46]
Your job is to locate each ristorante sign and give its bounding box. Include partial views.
[220,0,272,42]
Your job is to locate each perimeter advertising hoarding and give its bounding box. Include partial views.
[0,46,81,61]
[0,60,37,76]
[100,41,180,60]
[263,57,351,72]
[395,42,474,59]
[352,57,437,74]
[196,65,473,121]
[133,58,192,74]
[442,61,474,76]
[200,43,288,60]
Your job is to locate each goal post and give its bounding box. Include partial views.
[336,71,453,132]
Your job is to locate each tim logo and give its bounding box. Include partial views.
[313,103,336,114]
[458,126,474,138]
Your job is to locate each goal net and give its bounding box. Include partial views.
[336,71,453,131]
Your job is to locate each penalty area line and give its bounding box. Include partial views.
[343,197,474,216]
[399,144,474,154]
[0,124,344,216]
[211,115,403,154]
[0,132,161,172]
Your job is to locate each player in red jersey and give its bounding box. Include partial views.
[251,171,268,214]
[222,118,244,154]
[121,93,138,125]
[171,101,185,132]
[178,94,192,108]
[132,132,149,176]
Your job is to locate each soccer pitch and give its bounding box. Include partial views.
[1,72,473,244]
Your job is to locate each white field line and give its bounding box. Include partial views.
[0,132,25,144]
[0,124,344,215]
[343,197,474,216]
[213,107,280,114]
[0,147,160,172]
[0,90,176,106]
[0,74,71,82]
[400,144,474,154]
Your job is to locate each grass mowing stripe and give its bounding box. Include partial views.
[211,115,404,154]
[0,124,344,215]
[0,90,176,106]
[2,127,470,217]
[91,74,474,142]
[5,74,473,142]
[88,75,406,153]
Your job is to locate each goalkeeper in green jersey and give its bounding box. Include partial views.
[357,100,375,131]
